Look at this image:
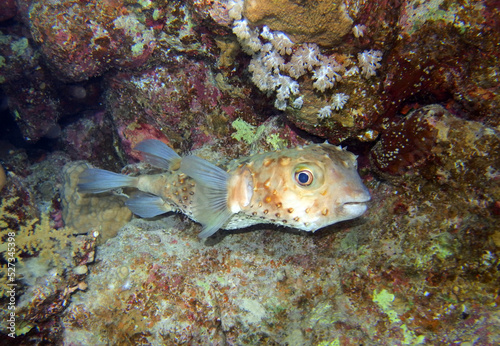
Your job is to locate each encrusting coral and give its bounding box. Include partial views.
[242,0,353,47]
[60,162,132,244]
[227,0,383,117]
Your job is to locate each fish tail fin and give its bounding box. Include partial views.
[134,139,182,170]
[78,168,137,193]
[180,155,233,238]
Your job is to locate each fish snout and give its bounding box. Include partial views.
[340,184,371,218]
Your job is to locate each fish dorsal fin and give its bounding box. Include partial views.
[134,139,181,170]
[180,155,233,238]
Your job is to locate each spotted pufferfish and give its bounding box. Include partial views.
[78,139,370,238]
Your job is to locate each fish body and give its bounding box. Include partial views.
[78,140,370,238]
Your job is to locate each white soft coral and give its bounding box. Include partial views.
[312,55,343,92]
[248,56,278,92]
[227,0,244,20]
[275,74,300,110]
[331,93,350,110]
[317,105,332,119]
[260,43,284,74]
[232,19,251,40]
[358,50,383,78]
[285,43,321,78]
[270,32,294,55]
[233,19,262,54]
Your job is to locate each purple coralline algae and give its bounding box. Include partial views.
[28,0,158,82]
[0,0,499,344]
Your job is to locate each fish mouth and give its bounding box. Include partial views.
[342,201,368,217]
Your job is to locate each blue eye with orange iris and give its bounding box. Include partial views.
[295,169,313,186]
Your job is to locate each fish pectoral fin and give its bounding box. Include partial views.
[180,155,233,238]
[125,193,171,218]
[134,139,181,170]
[196,203,233,238]
[78,168,137,193]
[193,184,233,238]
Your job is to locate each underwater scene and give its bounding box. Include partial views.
[0,0,499,344]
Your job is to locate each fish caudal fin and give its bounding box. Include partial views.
[180,155,233,238]
[134,139,181,170]
[78,168,137,193]
[125,192,171,218]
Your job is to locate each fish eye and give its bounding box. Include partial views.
[294,169,313,186]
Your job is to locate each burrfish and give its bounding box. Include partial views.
[78,139,370,238]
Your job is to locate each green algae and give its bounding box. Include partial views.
[231,118,265,145]
[373,289,425,345]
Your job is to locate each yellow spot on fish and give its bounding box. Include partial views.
[287,208,294,213]
[263,210,269,214]
[305,208,310,213]
[265,196,272,203]
[279,156,291,166]
[276,202,282,208]
[264,179,271,188]
[322,208,329,216]
[263,158,273,167]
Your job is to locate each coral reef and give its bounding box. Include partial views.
[28,0,157,82]
[227,0,387,143]
[58,171,500,344]
[60,111,124,169]
[371,104,500,193]
[0,32,61,141]
[104,57,268,157]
